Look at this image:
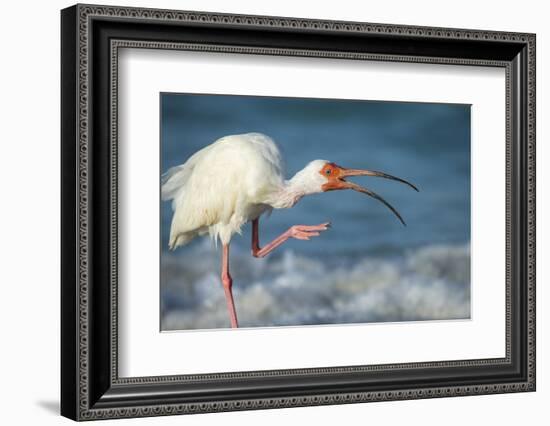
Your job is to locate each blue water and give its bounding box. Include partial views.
[160,93,470,330]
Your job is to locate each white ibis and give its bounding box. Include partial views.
[162,132,418,328]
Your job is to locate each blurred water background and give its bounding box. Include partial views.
[160,94,471,331]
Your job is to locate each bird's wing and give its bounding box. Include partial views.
[164,133,286,247]
[241,133,286,202]
[167,140,244,246]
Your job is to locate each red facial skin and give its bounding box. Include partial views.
[319,162,347,191]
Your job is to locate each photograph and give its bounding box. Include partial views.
[159,93,471,331]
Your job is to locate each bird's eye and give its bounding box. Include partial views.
[325,169,331,175]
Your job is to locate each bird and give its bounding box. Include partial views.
[161,132,418,328]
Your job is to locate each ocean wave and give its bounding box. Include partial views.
[161,241,470,330]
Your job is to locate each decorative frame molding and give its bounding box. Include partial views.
[61,3,535,421]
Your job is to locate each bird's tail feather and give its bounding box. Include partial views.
[161,165,191,201]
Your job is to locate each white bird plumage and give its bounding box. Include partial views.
[162,132,326,249]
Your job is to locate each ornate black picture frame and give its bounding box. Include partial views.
[61,3,536,421]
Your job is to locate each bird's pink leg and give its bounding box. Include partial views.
[221,244,239,328]
[251,218,330,258]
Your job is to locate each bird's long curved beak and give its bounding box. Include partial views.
[340,168,419,192]
[323,167,419,226]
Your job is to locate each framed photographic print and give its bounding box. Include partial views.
[61,3,536,421]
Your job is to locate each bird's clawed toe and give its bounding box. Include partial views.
[289,223,330,240]
[295,231,320,240]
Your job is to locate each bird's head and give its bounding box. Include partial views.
[291,160,419,225]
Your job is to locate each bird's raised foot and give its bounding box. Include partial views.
[288,222,330,241]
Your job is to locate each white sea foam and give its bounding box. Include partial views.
[161,241,470,330]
